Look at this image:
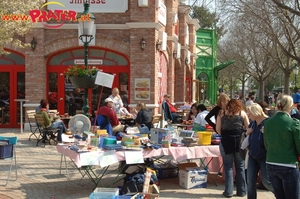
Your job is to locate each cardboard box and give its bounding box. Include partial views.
[150,128,172,144]
[178,163,208,189]
[132,184,160,199]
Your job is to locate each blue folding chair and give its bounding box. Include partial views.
[0,136,18,186]
[96,114,113,136]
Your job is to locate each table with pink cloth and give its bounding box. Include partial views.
[56,144,222,170]
[56,144,224,187]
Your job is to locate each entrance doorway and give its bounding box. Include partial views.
[47,47,130,116]
[0,50,25,128]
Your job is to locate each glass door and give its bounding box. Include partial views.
[48,67,127,117]
[0,69,25,128]
[0,72,10,126]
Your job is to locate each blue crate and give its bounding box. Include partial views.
[151,164,178,179]
[0,144,13,159]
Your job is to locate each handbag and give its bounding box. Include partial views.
[239,132,248,160]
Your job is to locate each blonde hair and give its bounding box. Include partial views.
[277,95,293,112]
[137,102,147,110]
[112,87,120,97]
[217,93,230,107]
[247,103,268,118]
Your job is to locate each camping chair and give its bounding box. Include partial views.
[96,114,113,136]
[0,136,18,186]
[27,110,39,141]
[34,113,60,147]
[151,114,162,128]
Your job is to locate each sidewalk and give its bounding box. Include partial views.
[0,129,275,199]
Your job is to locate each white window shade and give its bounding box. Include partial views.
[186,50,190,64]
[175,42,181,59]
[158,31,167,51]
[138,0,148,7]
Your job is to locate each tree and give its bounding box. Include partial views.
[0,1,43,52]
[218,0,300,94]
[191,5,225,38]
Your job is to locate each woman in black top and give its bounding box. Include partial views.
[135,102,152,130]
[205,93,230,132]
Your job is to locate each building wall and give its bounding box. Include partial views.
[9,0,199,117]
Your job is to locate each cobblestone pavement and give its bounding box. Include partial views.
[0,129,275,199]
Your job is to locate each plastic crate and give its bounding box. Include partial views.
[151,164,178,179]
[0,139,13,159]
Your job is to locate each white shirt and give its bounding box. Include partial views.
[245,100,254,107]
[195,110,209,126]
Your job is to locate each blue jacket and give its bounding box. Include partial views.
[248,120,267,160]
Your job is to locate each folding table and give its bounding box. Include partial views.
[57,144,223,186]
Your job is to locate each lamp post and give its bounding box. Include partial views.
[77,0,95,117]
[293,63,299,93]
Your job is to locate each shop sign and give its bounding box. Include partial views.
[48,0,128,13]
[74,59,103,65]
[134,78,150,100]
[1,1,91,29]
[157,0,166,26]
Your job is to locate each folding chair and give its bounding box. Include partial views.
[27,110,39,141]
[0,136,18,186]
[96,114,113,136]
[151,114,162,128]
[34,113,59,147]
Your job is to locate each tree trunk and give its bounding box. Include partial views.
[259,80,264,100]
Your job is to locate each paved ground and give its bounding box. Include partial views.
[0,129,275,199]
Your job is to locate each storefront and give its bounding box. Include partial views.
[2,0,199,128]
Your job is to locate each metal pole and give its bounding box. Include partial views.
[295,75,297,93]
[83,41,90,117]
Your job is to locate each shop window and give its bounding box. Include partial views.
[0,52,25,65]
[62,60,76,65]
[49,51,72,65]
[71,49,86,58]
[0,59,12,65]
[120,73,129,108]
[89,49,105,57]
[106,52,128,66]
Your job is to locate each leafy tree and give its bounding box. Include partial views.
[191,5,225,38]
[0,0,43,52]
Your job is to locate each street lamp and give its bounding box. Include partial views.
[293,63,299,93]
[77,0,95,117]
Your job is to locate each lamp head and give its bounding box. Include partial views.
[140,37,146,50]
[30,37,37,50]
[293,63,299,75]
[156,40,162,51]
[77,0,96,36]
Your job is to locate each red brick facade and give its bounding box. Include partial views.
[6,0,199,120]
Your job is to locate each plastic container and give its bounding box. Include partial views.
[90,188,119,199]
[197,131,212,145]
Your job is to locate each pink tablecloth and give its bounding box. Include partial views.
[56,145,221,168]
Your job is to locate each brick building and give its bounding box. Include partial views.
[0,0,199,128]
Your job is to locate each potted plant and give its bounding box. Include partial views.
[65,65,99,89]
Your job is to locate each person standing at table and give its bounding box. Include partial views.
[205,93,230,132]
[216,99,249,198]
[264,95,300,199]
[246,103,274,199]
[109,87,124,114]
